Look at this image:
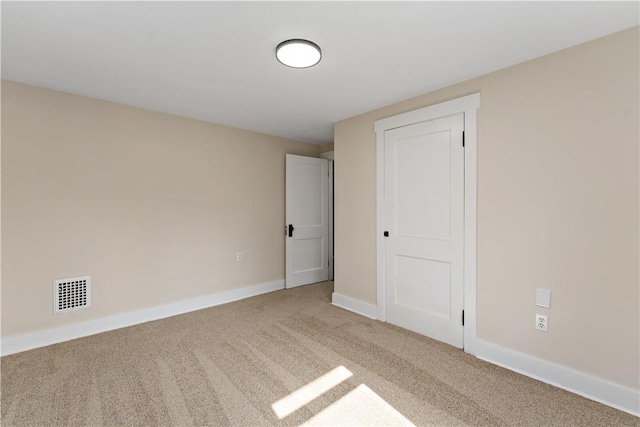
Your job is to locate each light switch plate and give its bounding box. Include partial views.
[536,288,551,308]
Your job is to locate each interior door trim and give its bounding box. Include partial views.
[374,93,480,354]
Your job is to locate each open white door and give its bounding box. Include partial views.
[286,154,329,288]
[383,113,465,348]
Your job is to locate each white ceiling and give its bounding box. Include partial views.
[2,2,638,144]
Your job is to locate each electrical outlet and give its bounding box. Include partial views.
[535,314,548,332]
[236,252,243,262]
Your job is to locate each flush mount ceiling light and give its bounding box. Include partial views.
[275,39,322,68]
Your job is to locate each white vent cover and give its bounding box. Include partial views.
[53,276,91,314]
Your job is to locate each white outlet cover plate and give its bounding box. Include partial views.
[536,314,548,332]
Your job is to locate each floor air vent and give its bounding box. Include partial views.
[54,276,91,314]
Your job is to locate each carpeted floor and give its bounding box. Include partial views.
[1,281,638,426]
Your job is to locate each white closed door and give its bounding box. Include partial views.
[286,154,329,288]
[384,113,465,348]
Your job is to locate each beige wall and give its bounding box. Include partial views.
[320,143,334,153]
[1,81,319,337]
[334,27,639,389]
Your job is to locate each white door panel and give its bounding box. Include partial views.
[286,155,329,288]
[393,255,451,317]
[393,130,451,240]
[293,163,324,226]
[293,238,324,270]
[384,114,464,348]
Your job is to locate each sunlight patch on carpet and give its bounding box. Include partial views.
[301,384,415,426]
[272,365,353,419]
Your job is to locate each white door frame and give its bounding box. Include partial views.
[321,151,335,281]
[374,93,480,354]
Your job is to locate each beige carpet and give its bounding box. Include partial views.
[1,282,638,426]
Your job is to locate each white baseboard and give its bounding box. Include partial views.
[331,292,377,319]
[1,279,284,357]
[474,339,640,417]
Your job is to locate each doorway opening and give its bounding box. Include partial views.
[285,153,334,288]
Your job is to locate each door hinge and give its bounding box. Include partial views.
[462,310,465,326]
[462,131,465,148]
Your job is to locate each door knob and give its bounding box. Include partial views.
[288,224,295,237]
